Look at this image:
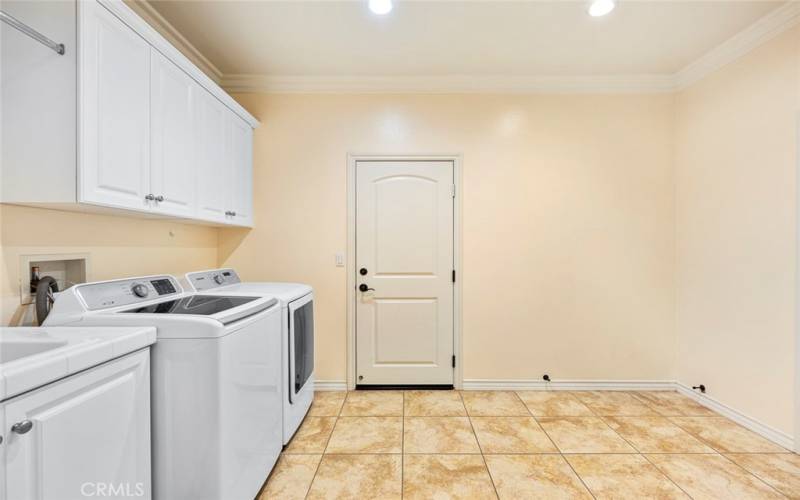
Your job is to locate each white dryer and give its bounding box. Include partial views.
[183,269,313,444]
[43,275,282,500]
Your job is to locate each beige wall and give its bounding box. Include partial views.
[3,13,796,440]
[674,27,800,435]
[220,92,677,383]
[0,204,218,325]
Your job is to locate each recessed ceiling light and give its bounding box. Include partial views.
[369,0,393,15]
[588,0,616,17]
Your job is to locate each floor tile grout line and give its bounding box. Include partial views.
[459,391,500,499]
[570,391,599,417]
[291,450,798,455]
[599,413,695,499]
[512,389,535,418]
[303,392,347,500]
[639,453,695,499]
[401,391,404,500]
[669,415,791,454]
[515,390,597,418]
[596,411,644,454]
[665,417,731,455]
[530,412,597,499]
[716,452,791,498]
[560,453,598,499]
[598,414,724,455]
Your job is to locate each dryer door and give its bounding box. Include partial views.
[288,293,314,402]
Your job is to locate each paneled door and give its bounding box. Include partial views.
[150,49,196,217]
[3,352,151,500]
[195,89,229,223]
[356,160,455,385]
[78,0,151,211]
[227,113,254,226]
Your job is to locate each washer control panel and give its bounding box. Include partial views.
[78,275,182,310]
[186,268,241,291]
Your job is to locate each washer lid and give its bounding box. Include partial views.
[119,295,258,316]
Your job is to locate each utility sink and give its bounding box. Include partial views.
[0,338,70,363]
[0,326,156,402]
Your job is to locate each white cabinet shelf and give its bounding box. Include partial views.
[1,0,257,228]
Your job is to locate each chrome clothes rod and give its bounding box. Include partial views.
[0,10,65,55]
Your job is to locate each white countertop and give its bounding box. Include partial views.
[0,326,156,402]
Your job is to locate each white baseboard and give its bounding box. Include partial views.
[462,378,794,451]
[674,382,795,451]
[314,380,347,391]
[462,379,675,391]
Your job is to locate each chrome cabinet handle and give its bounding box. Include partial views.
[155,195,164,202]
[145,194,155,201]
[11,420,33,434]
[230,211,236,216]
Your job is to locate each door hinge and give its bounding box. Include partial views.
[452,270,456,283]
[452,355,456,368]
[451,184,455,198]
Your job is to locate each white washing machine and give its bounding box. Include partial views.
[43,275,282,500]
[183,269,313,444]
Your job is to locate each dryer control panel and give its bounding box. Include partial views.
[186,268,241,291]
[77,275,183,310]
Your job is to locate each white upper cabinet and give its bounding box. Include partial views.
[150,49,196,217]
[196,90,230,223]
[1,0,258,227]
[78,0,151,211]
[228,113,254,226]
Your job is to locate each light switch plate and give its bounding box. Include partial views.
[335,253,345,267]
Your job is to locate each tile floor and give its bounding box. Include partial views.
[257,390,799,499]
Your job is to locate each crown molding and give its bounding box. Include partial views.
[125,0,224,83]
[674,1,800,90]
[220,74,677,94]
[135,0,799,95]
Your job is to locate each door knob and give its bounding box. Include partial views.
[359,268,368,276]
[145,194,155,201]
[359,284,375,292]
[155,195,164,202]
[11,420,33,434]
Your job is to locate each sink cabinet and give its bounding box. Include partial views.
[1,350,151,500]
[1,0,257,227]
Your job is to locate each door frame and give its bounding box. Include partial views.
[346,154,463,390]
[795,112,800,453]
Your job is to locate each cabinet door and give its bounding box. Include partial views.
[150,49,196,217]
[78,1,151,211]
[227,113,254,227]
[195,90,230,223]
[3,350,151,500]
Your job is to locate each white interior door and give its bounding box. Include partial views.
[356,160,455,385]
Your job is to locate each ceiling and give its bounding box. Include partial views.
[148,0,782,80]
